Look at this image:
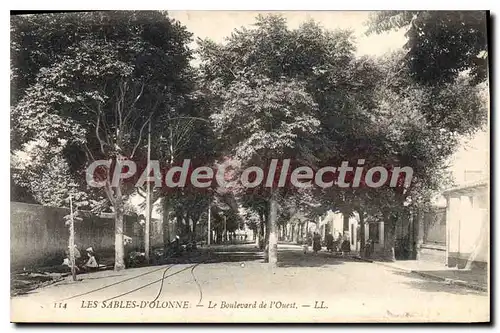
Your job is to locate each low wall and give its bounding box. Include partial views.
[11,202,139,271]
[424,208,446,246]
[419,245,446,265]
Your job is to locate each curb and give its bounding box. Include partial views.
[354,256,488,292]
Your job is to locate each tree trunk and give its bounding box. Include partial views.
[145,193,152,263]
[408,210,415,260]
[384,213,397,261]
[192,218,198,242]
[343,212,349,236]
[162,197,171,246]
[263,208,269,244]
[268,194,278,266]
[255,224,260,247]
[68,195,76,281]
[263,215,270,262]
[259,215,265,250]
[184,213,190,236]
[264,222,269,240]
[176,212,183,236]
[359,210,365,257]
[415,210,424,260]
[114,183,125,271]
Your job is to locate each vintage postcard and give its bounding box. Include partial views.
[10,10,490,323]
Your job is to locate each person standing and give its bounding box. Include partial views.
[341,233,351,255]
[313,232,322,254]
[325,232,334,252]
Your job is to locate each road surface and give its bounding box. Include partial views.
[11,243,489,323]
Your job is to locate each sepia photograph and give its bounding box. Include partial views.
[9,10,490,323]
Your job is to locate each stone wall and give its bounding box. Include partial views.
[11,202,139,271]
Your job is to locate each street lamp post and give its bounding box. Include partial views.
[145,120,151,262]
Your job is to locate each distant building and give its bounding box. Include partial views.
[443,180,488,269]
[319,211,361,251]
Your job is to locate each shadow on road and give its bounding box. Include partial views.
[276,243,362,268]
[419,269,487,286]
[160,244,358,268]
[161,244,265,265]
[277,249,359,268]
[391,271,487,296]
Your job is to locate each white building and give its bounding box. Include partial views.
[443,180,488,269]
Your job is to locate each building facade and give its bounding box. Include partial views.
[443,181,488,269]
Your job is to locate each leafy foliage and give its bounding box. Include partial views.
[367,11,489,85]
[11,11,195,269]
[10,12,489,264]
[11,11,194,207]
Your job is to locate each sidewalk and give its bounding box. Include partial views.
[356,256,488,292]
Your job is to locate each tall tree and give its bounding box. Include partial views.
[198,15,381,264]
[360,51,488,259]
[199,16,324,265]
[11,11,194,270]
[134,86,218,247]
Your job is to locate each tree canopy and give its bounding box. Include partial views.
[11,11,489,265]
[11,11,195,269]
[367,11,489,85]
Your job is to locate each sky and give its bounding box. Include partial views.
[169,10,408,58]
[449,129,489,184]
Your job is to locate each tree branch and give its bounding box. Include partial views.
[130,115,153,159]
[83,143,95,162]
[125,81,145,123]
[136,187,146,198]
[96,102,106,155]
[103,174,116,207]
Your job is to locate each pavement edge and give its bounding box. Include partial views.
[353,256,488,292]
